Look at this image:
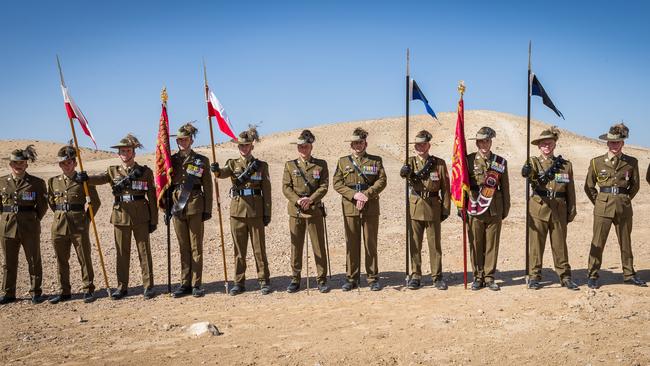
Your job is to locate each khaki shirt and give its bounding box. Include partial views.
[88,163,158,226]
[467,152,510,218]
[216,156,272,218]
[282,156,329,217]
[332,152,387,217]
[527,155,576,222]
[405,155,451,221]
[170,150,213,216]
[48,173,101,235]
[584,153,639,218]
[0,173,48,238]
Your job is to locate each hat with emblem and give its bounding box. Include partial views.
[172,122,198,139]
[598,122,629,142]
[234,125,260,145]
[290,129,316,145]
[409,130,433,144]
[345,127,369,142]
[9,145,38,162]
[468,126,496,140]
[57,143,77,162]
[111,133,143,149]
[531,126,561,145]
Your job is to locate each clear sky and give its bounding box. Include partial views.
[1,0,649,150]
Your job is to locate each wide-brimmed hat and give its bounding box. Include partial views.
[345,127,368,142]
[531,126,560,145]
[234,126,260,145]
[57,145,77,162]
[290,129,316,145]
[468,126,496,140]
[111,133,143,149]
[598,122,629,142]
[9,145,37,162]
[409,130,432,144]
[172,122,198,139]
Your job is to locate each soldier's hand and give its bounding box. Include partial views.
[149,224,157,233]
[353,192,368,202]
[202,212,212,221]
[263,216,271,226]
[399,165,412,178]
[74,171,89,183]
[441,213,449,222]
[299,197,313,211]
[210,162,220,173]
[521,163,531,177]
[355,199,366,211]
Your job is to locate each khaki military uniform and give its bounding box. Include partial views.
[170,150,213,288]
[1,173,48,297]
[217,156,272,285]
[466,152,510,282]
[47,173,101,295]
[332,152,387,284]
[282,157,329,284]
[405,155,451,281]
[89,164,157,291]
[584,153,640,280]
[526,155,576,281]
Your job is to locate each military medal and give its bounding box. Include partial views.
[186,164,204,177]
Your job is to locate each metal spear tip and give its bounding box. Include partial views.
[161,87,168,103]
[457,80,466,95]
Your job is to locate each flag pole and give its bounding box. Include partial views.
[203,60,230,294]
[525,42,532,286]
[161,88,172,295]
[56,56,112,299]
[404,48,411,287]
[458,81,469,289]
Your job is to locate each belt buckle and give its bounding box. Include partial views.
[546,190,556,199]
[243,188,253,196]
[62,203,70,211]
[12,205,18,213]
[611,187,619,194]
[355,183,362,191]
[122,195,133,202]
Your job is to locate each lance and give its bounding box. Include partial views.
[56,56,112,299]
[203,60,230,294]
[404,48,411,287]
[525,42,532,286]
[458,81,469,289]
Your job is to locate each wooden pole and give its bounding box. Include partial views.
[525,42,532,286]
[404,48,411,287]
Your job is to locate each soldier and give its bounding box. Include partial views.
[0,146,48,304]
[465,127,510,291]
[399,130,450,290]
[521,127,579,290]
[584,123,646,288]
[282,130,330,293]
[169,123,213,298]
[88,134,158,299]
[47,145,101,304]
[211,127,272,296]
[333,127,387,291]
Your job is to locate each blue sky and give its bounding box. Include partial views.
[1,0,649,150]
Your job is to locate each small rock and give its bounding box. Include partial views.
[477,309,484,315]
[78,316,87,323]
[186,322,221,337]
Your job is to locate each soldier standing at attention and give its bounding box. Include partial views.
[584,123,646,289]
[399,130,450,290]
[47,145,101,304]
[212,127,272,296]
[88,134,158,300]
[0,146,48,305]
[465,127,510,291]
[169,123,213,298]
[521,127,579,290]
[282,130,330,293]
[333,127,387,291]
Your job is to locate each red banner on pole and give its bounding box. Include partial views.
[155,97,173,208]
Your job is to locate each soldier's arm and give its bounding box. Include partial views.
[87,170,112,186]
[215,159,234,179]
[36,179,48,220]
[501,164,510,219]
[365,158,387,199]
[310,163,329,203]
[583,160,597,204]
[332,160,356,201]
[202,157,213,214]
[146,169,158,223]
[47,178,56,211]
[440,161,451,216]
[566,162,577,222]
[88,185,101,214]
[262,162,272,216]
[629,159,640,200]
[282,162,301,203]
